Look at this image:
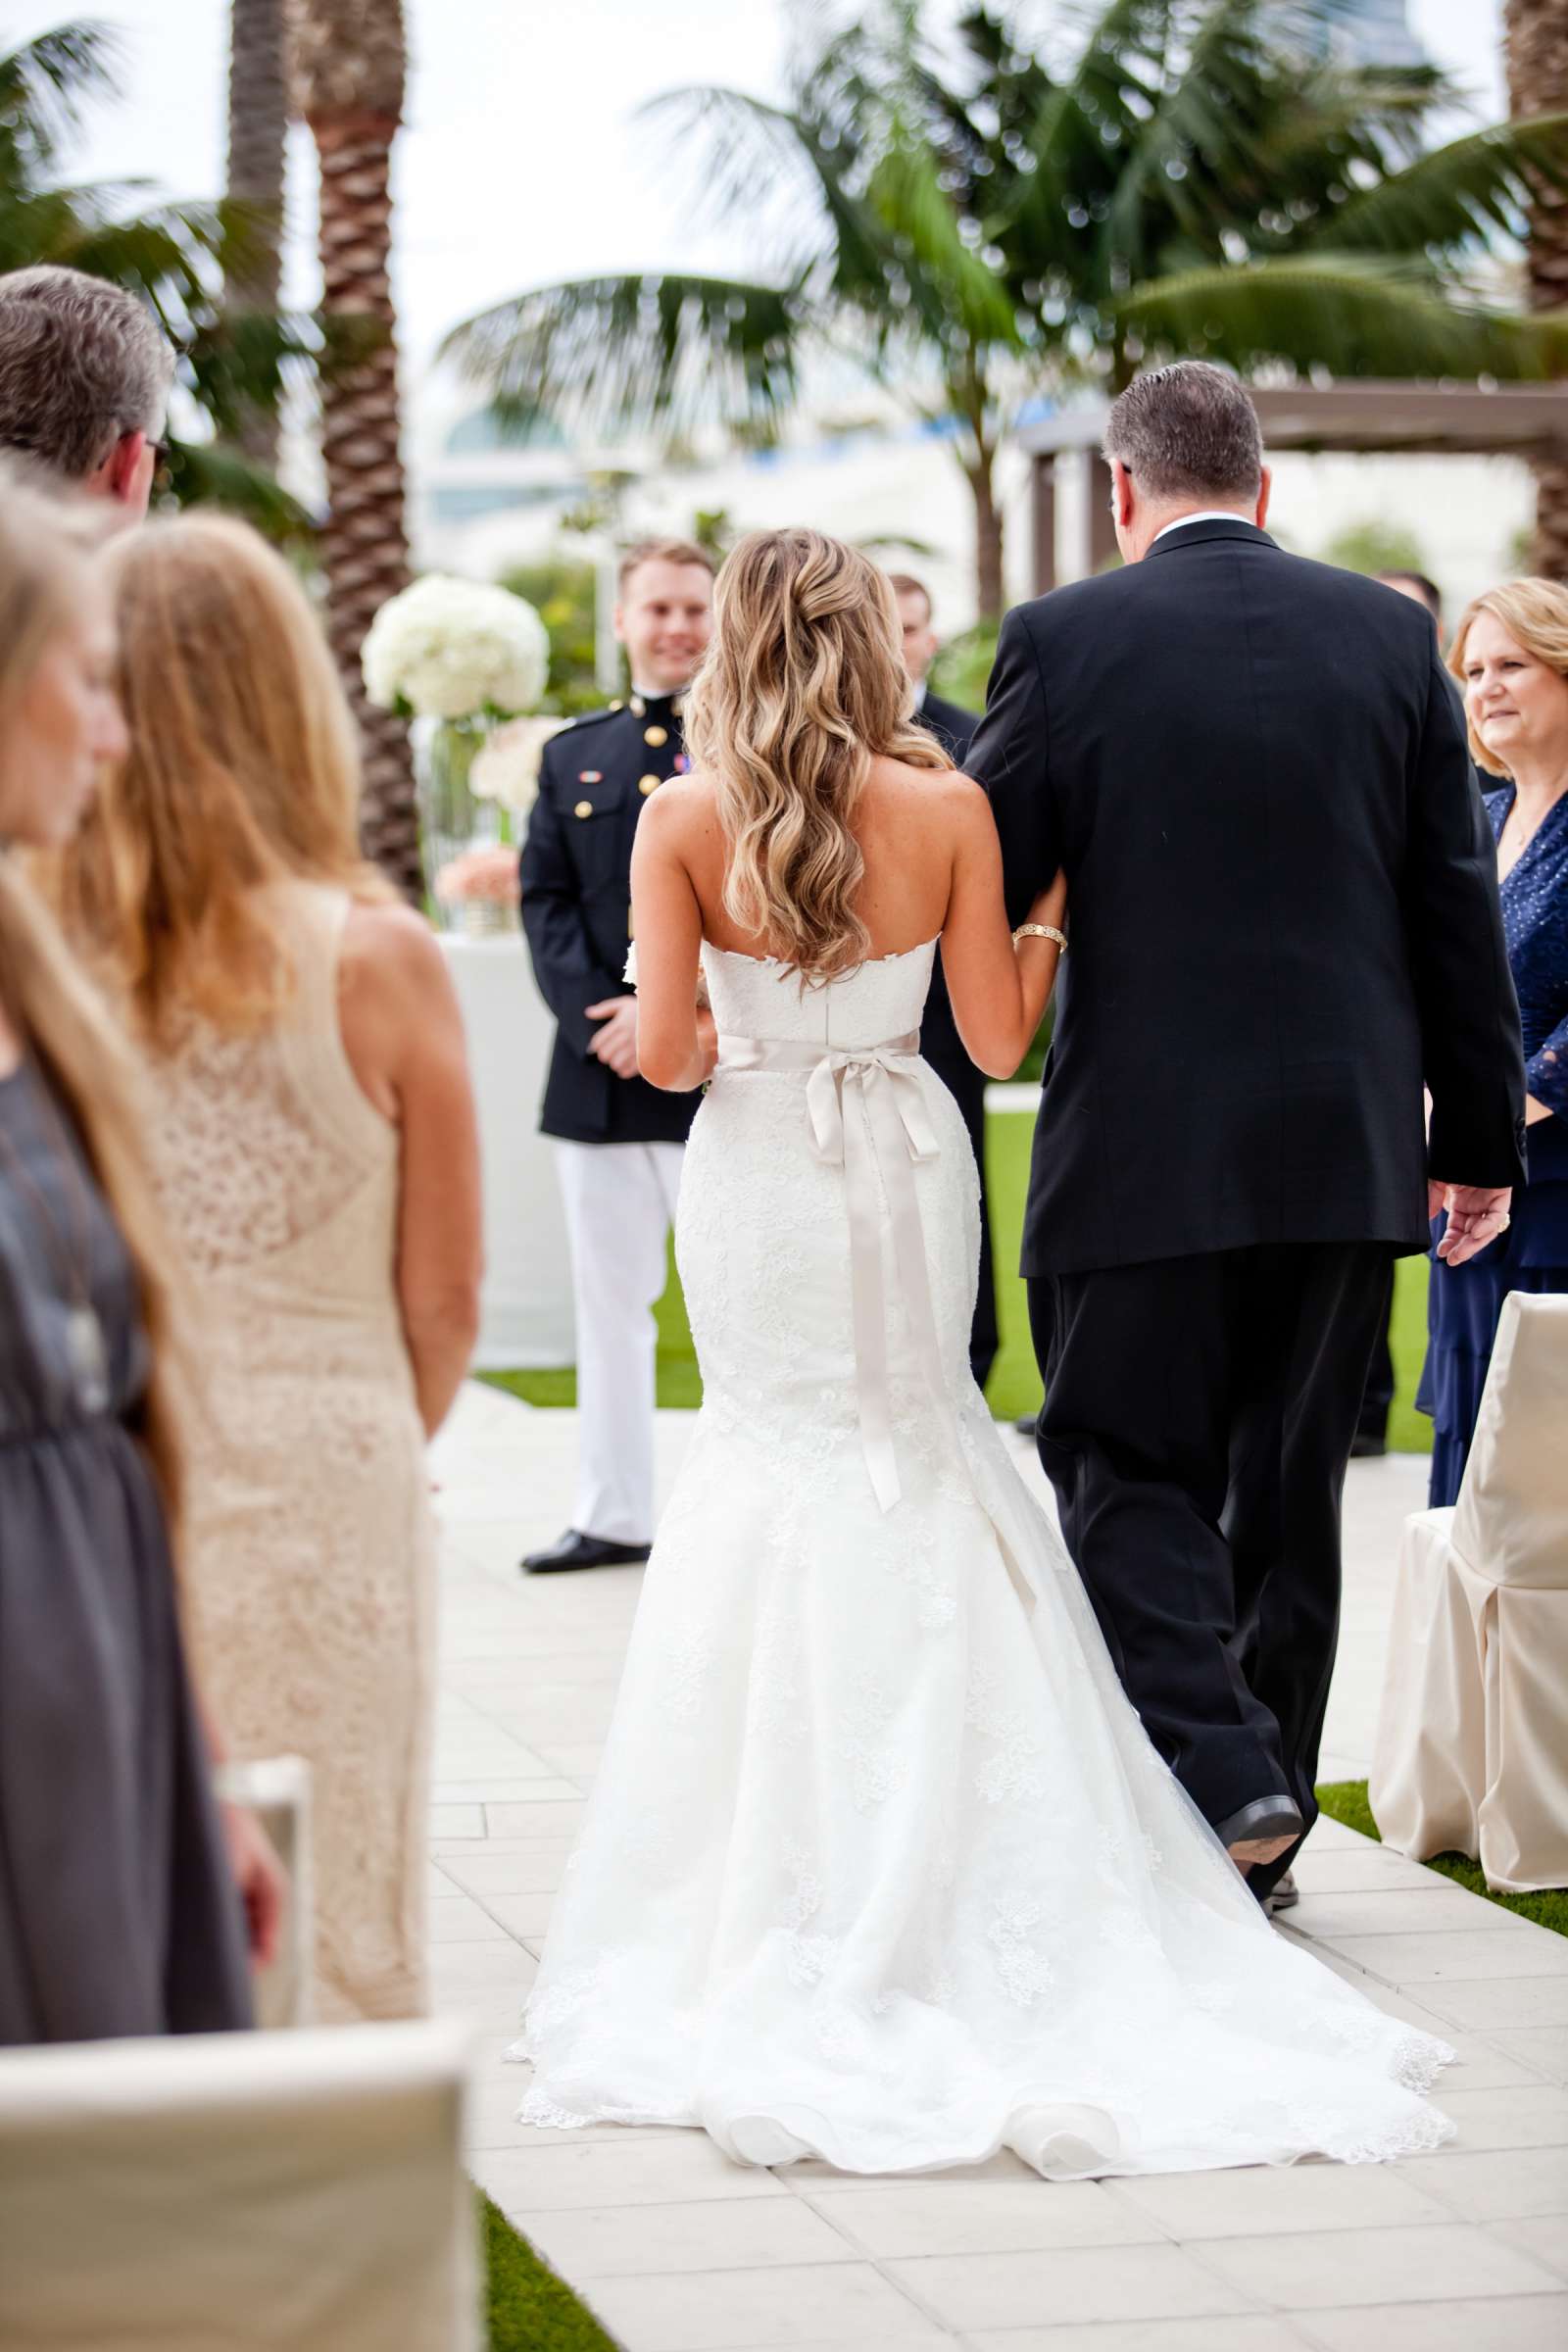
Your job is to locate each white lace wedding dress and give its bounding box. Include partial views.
[515,939,1453,2177]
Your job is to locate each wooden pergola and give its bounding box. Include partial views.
[1020,381,1568,594]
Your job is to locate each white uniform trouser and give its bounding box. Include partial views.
[554,1140,685,1544]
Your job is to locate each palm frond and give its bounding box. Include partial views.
[1311,116,1568,258]
[441,272,804,441]
[0,24,123,175]
[1115,254,1568,381]
[866,138,1019,348]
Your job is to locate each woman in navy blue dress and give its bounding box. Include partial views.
[1419,579,1568,1507]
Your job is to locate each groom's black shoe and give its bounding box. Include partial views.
[521,1529,652,1575]
[1212,1794,1305,1868]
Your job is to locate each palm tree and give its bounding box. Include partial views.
[1505,0,1568,579]
[0,21,306,530]
[445,0,1568,620]
[293,0,418,898]
[224,0,288,468]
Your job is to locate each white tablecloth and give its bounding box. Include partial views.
[439,932,573,1370]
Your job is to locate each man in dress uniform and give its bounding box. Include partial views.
[892,572,1000,1393]
[518,538,715,1573]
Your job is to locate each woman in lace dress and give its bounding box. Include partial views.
[515,528,1453,2178]
[59,515,483,2022]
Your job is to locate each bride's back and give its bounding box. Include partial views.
[684,755,966,970]
[673,527,962,977]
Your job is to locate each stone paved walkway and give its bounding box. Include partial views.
[429,1385,1568,2352]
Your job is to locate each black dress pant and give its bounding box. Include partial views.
[927,1051,999,1392]
[1029,1242,1396,1896]
[1356,1306,1396,1445]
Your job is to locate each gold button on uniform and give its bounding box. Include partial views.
[643,724,668,747]
[638,773,661,796]
[574,799,593,817]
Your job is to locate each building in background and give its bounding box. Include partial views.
[1322,0,1424,67]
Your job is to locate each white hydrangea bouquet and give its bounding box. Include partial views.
[363,574,552,933]
[363,573,549,723]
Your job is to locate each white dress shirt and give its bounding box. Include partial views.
[1152,510,1257,544]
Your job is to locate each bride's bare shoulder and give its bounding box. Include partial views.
[868,753,988,823]
[638,768,721,836]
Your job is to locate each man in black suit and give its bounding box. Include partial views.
[965,364,1525,1901]
[891,571,1000,1392]
[518,538,714,1574]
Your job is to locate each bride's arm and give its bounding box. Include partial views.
[629,786,716,1092]
[940,777,1065,1079]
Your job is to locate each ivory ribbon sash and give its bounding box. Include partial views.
[717,1029,963,1513]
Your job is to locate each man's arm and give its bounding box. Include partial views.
[960,608,1060,927]
[1406,646,1527,1191]
[517,754,623,1057]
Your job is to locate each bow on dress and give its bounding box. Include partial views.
[717,1029,962,1512]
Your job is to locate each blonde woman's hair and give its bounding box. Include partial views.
[684,528,948,981]
[59,512,390,1046]
[0,467,185,1520]
[1448,577,1568,777]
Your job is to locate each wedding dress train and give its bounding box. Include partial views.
[514,940,1452,2177]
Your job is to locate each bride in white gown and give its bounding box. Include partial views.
[514,528,1452,2178]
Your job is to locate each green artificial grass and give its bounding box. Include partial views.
[481,2192,616,2351]
[485,1110,1436,1446]
[1316,1781,1567,1938]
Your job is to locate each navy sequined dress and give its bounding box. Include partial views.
[1418,783,1568,1507]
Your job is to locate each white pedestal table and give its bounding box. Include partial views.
[437,930,573,1370]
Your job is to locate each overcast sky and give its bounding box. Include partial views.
[11,1,1509,371]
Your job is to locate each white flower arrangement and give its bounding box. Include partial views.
[470,713,569,818]
[362,573,550,722]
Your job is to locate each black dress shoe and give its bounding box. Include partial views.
[1013,1413,1039,1438]
[1267,1869,1300,1915]
[1349,1433,1387,1458]
[1211,1794,1306,1855]
[521,1529,652,1575]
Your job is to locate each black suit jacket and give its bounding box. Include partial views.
[915,690,980,1077]
[964,519,1527,1277]
[519,699,698,1146]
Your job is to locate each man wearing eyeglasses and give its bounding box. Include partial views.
[0,265,172,521]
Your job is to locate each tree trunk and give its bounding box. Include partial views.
[967,453,1005,625]
[295,0,420,901]
[1505,0,1568,579]
[225,0,288,468]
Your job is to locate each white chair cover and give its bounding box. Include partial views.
[217,1753,314,2029]
[1371,1292,1568,1893]
[0,2020,480,2351]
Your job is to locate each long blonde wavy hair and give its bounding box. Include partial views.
[0,469,185,1520]
[57,512,390,1048]
[1448,576,1568,779]
[684,528,949,981]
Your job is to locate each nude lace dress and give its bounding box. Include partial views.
[148,882,436,2021]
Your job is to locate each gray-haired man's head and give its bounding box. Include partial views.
[0,265,173,518]
[1104,363,1271,564]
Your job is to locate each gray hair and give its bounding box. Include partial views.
[1104,363,1263,503]
[0,266,173,481]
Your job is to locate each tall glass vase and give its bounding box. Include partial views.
[418,716,497,927]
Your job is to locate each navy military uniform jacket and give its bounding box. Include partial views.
[519,691,700,1146]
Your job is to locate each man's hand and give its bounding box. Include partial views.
[221,1801,286,1971]
[1430,1181,1513,1268]
[585,996,641,1080]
